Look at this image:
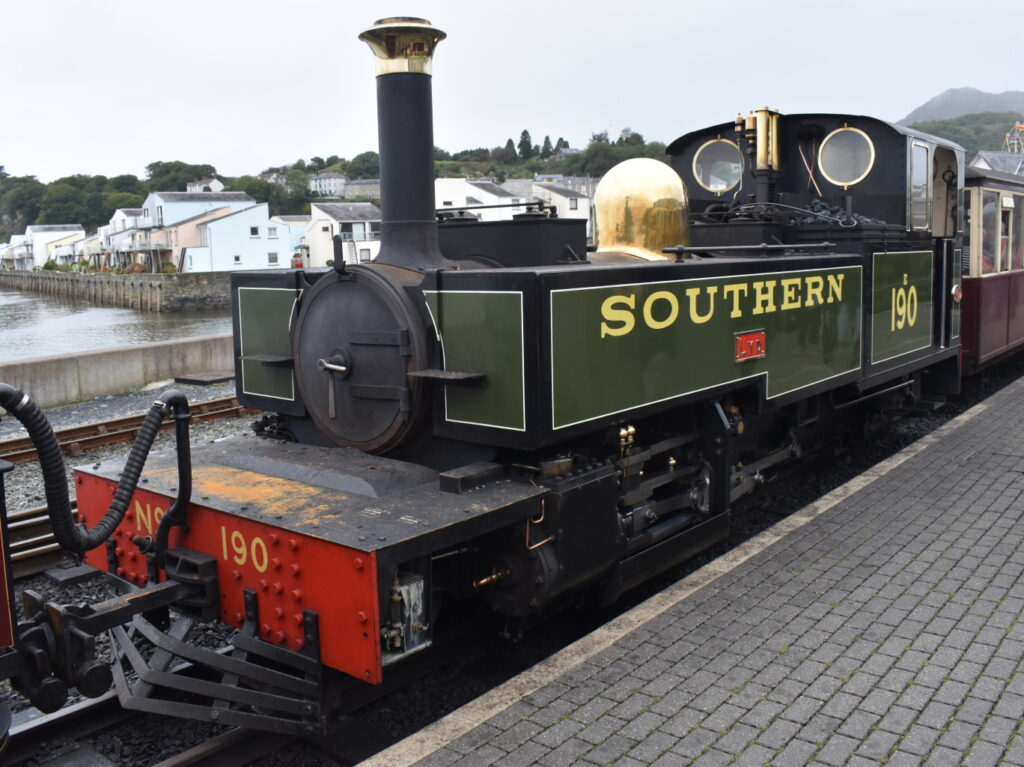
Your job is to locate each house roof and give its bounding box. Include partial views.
[198,203,268,227]
[536,182,588,199]
[163,206,235,228]
[468,180,514,198]
[115,208,144,216]
[971,151,1024,176]
[273,215,311,223]
[26,224,84,232]
[466,196,483,205]
[312,171,347,180]
[312,202,381,222]
[152,192,254,202]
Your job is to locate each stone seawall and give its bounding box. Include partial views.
[0,334,234,409]
[0,270,232,312]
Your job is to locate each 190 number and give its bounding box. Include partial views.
[891,280,918,331]
[219,527,269,572]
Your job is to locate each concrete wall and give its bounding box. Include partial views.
[0,270,232,312]
[0,334,233,409]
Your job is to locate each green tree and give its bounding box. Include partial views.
[616,128,645,146]
[103,191,145,214]
[325,155,341,167]
[452,148,491,162]
[107,174,144,195]
[492,139,517,164]
[36,183,89,224]
[517,130,533,160]
[229,176,289,215]
[145,161,218,192]
[347,151,380,179]
[0,176,45,241]
[285,169,309,196]
[309,156,326,172]
[540,135,554,159]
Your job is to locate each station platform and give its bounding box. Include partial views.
[362,376,1024,767]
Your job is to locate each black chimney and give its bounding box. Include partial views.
[360,17,448,270]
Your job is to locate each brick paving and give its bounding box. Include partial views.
[398,377,1024,766]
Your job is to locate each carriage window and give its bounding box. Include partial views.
[909,143,930,230]
[963,190,973,276]
[818,126,875,188]
[982,190,998,274]
[1013,195,1024,271]
[692,138,743,193]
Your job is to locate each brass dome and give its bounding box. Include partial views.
[593,158,689,261]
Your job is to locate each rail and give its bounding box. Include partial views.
[0,396,253,465]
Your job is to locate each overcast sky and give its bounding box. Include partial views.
[3,0,1022,183]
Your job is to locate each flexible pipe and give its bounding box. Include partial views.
[0,383,173,554]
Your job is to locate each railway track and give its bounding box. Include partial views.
[0,396,252,465]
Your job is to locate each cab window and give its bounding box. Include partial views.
[909,143,930,230]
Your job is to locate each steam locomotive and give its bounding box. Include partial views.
[0,15,978,738]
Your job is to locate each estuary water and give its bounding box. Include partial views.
[0,288,233,363]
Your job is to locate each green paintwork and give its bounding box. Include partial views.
[237,287,298,401]
[424,291,525,431]
[870,251,934,365]
[550,266,863,429]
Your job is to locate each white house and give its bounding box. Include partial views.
[534,183,592,237]
[181,203,305,272]
[186,177,225,193]
[435,179,524,222]
[48,231,87,266]
[139,191,255,229]
[1,235,29,270]
[309,171,347,198]
[302,202,381,267]
[23,224,85,268]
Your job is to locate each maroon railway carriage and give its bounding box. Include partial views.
[961,166,1024,372]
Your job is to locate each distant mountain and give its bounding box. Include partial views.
[900,88,1024,124]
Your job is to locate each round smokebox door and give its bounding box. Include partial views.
[293,266,427,452]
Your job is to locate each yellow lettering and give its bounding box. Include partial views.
[642,291,680,330]
[804,275,825,306]
[601,294,636,338]
[723,283,749,318]
[135,500,151,535]
[684,286,717,324]
[724,284,749,317]
[780,278,802,310]
[751,281,777,315]
[826,274,844,303]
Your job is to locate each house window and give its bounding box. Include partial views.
[268,227,277,239]
[233,255,242,263]
[268,252,279,264]
[569,198,578,210]
[321,225,330,232]
[359,249,371,262]
[250,226,259,237]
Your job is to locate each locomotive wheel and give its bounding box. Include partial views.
[293,264,430,453]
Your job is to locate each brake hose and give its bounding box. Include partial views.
[0,384,187,554]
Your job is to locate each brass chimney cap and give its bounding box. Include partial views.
[359,17,446,75]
